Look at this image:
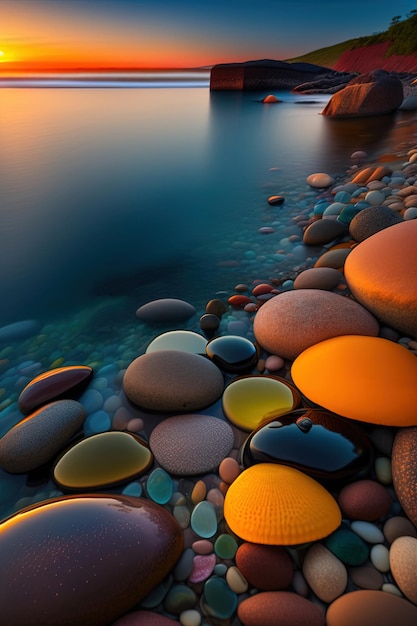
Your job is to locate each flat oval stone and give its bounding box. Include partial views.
[18,365,94,414]
[389,536,417,604]
[203,576,238,619]
[307,172,335,188]
[344,220,417,337]
[136,298,196,323]
[149,414,234,476]
[240,408,373,485]
[293,267,343,291]
[146,467,174,504]
[0,319,41,343]
[123,350,224,412]
[268,195,285,205]
[303,219,348,245]
[237,591,325,626]
[0,400,86,473]
[348,205,402,242]
[302,543,347,603]
[205,335,259,373]
[326,589,417,626]
[313,246,352,269]
[222,375,301,432]
[338,479,391,521]
[392,427,417,525]
[53,431,153,490]
[254,289,379,360]
[0,494,184,626]
[291,335,417,426]
[235,542,293,590]
[146,330,207,355]
[325,527,369,566]
[191,501,218,538]
[383,516,417,544]
[349,563,384,590]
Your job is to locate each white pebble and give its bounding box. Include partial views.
[382,583,403,597]
[370,544,390,572]
[226,565,249,594]
[351,521,385,544]
[180,609,202,626]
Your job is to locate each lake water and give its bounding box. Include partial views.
[1,72,417,495]
[1,70,417,623]
[2,71,416,331]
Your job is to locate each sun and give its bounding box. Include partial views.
[0,51,4,59]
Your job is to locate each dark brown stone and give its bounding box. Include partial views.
[0,495,184,626]
[18,365,93,415]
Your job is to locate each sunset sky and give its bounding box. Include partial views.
[0,0,416,71]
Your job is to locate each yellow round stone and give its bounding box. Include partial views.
[53,431,153,489]
[291,335,417,426]
[222,375,301,431]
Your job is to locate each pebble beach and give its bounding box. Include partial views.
[1,106,417,626]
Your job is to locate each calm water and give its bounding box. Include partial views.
[2,71,417,330]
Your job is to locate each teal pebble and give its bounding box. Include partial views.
[214,563,228,576]
[214,534,238,560]
[146,467,173,504]
[334,191,351,203]
[164,583,197,614]
[313,201,330,215]
[325,527,369,566]
[203,576,238,619]
[122,481,143,497]
[191,501,218,538]
[337,205,364,224]
[352,187,368,197]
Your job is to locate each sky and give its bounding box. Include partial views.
[0,0,416,71]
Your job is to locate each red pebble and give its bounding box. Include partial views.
[228,294,253,307]
[238,591,325,626]
[252,283,275,297]
[338,479,392,521]
[236,543,293,590]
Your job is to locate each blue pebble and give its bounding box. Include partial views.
[146,467,173,504]
[84,410,111,434]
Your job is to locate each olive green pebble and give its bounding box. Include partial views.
[164,583,198,614]
[214,533,238,560]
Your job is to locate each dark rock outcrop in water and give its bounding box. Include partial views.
[322,69,404,118]
[209,59,350,91]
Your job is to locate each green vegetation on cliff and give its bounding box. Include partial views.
[288,11,417,66]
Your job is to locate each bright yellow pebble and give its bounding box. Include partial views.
[222,375,301,431]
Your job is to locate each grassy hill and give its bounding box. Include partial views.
[287,12,417,70]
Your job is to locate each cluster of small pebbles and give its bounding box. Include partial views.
[1,145,417,625]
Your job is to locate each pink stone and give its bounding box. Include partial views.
[188,553,216,583]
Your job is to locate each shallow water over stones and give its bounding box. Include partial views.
[1,137,417,625]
